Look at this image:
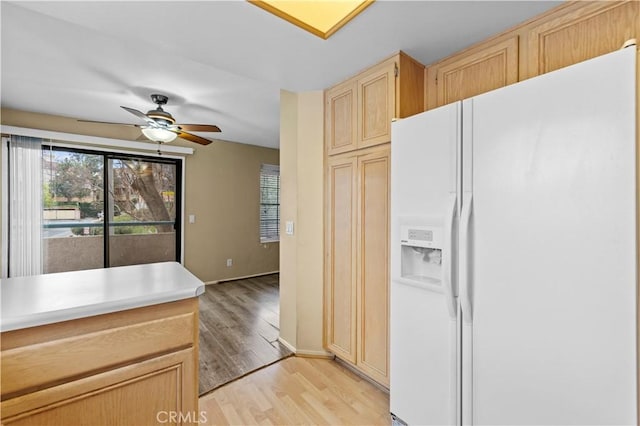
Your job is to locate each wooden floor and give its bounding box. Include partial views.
[199,274,292,395]
[199,356,391,425]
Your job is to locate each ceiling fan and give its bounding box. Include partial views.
[79,94,220,145]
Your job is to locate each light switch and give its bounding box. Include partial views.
[189,214,195,224]
[285,221,294,235]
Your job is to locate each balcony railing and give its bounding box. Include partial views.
[43,221,175,229]
[43,221,176,274]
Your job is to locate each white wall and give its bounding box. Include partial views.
[279,90,328,356]
[279,90,299,348]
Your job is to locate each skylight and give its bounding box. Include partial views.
[249,0,374,39]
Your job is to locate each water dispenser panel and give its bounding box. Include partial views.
[400,225,443,286]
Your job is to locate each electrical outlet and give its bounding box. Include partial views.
[226,258,232,267]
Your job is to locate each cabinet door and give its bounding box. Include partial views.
[431,36,519,107]
[356,146,390,386]
[525,1,639,79]
[357,60,396,149]
[1,349,198,425]
[325,154,358,363]
[326,80,358,155]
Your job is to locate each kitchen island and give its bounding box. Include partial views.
[0,261,204,425]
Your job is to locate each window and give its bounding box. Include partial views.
[39,145,181,274]
[260,164,280,243]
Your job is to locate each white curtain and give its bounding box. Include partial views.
[8,135,43,277]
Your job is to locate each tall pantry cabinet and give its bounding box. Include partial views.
[324,52,425,386]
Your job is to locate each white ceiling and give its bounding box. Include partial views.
[1,1,560,149]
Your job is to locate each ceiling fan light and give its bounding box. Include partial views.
[141,127,178,143]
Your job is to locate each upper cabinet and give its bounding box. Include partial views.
[357,59,396,149]
[425,1,639,110]
[326,52,425,156]
[426,36,519,109]
[326,80,357,155]
[524,1,639,79]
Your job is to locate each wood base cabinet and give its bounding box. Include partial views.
[325,144,390,387]
[0,299,200,425]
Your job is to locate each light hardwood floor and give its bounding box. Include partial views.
[199,356,391,425]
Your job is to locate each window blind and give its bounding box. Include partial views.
[260,164,280,243]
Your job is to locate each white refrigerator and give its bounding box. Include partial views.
[390,46,637,425]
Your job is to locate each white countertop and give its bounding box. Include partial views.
[0,262,205,332]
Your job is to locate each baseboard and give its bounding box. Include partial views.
[277,337,334,359]
[204,270,280,285]
[295,350,335,359]
[333,356,390,393]
[277,337,297,353]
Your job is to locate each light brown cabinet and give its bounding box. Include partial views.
[1,298,200,425]
[323,53,421,384]
[326,52,424,156]
[324,51,421,386]
[325,153,357,363]
[326,80,358,155]
[427,36,519,108]
[425,1,639,109]
[357,59,396,149]
[325,144,390,386]
[524,1,639,79]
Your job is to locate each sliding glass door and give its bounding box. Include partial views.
[42,146,181,273]
[107,158,178,267]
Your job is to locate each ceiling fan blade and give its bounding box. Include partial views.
[120,106,157,126]
[177,124,221,133]
[177,130,213,145]
[77,119,139,126]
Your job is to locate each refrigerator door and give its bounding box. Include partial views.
[463,47,637,425]
[390,102,460,425]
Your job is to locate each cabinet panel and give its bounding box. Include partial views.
[397,52,426,118]
[2,312,195,398]
[358,61,396,148]
[326,81,357,155]
[356,147,390,386]
[2,349,196,425]
[433,36,519,107]
[526,1,639,78]
[325,155,358,362]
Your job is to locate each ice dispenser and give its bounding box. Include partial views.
[400,225,443,286]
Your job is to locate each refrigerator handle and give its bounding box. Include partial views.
[442,193,457,319]
[460,192,473,324]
